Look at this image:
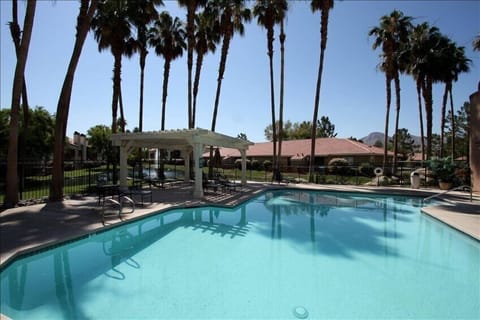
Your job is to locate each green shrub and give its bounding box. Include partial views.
[234,159,250,170]
[328,158,349,175]
[263,160,272,171]
[251,159,262,171]
[359,163,374,176]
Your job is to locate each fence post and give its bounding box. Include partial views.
[88,166,91,191]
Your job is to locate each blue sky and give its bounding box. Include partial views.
[1,0,479,143]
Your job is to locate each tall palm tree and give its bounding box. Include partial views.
[5,0,36,208]
[438,40,470,158]
[149,11,186,130]
[253,0,287,176]
[406,22,431,161]
[127,0,162,134]
[50,0,98,201]
[178,0,207,129]
[447,45,470,159]
[418,26,444,159]
[208,0,250,178]
[9,0,32,199]
[210,0,251,133]
[91,0,133,135]
[369,10,412,174]
[192,6,220,128]
[308,0,333,182]
[278,17,286,174]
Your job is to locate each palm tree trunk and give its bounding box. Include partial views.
[267,30,277,175]
[137,48,146,167]
[278,19,285,173]
[448,83,455,159]
[416,78,425,161]
[440,83,448,157]
[119,84,125,133]
[187,3,195,129]
[10,0,31,196]
[139,50,146,132]
[382,77,392,172]
[210,33,231,178]
[211,34,230,133]
[309,7,330,183]
[112,53,121,134]
[5,0,36,208]
[161,59,171,131]
[392,74,401,175]
[422,76,433,159]
[50,0,98,201]
[159,59,171,176]
[192,51,205,129]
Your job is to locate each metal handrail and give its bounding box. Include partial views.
[102,195,135,223]
[423,185,473,203]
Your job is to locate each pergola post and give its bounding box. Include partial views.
[182,149,190,184]
[119,142,130,191]
[193,142,204,198]
[240,149,247,187]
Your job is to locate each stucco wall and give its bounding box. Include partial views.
[469,85,480,192]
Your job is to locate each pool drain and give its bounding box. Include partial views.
[293,306,309,319]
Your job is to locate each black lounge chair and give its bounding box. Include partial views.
[129,180,152,206]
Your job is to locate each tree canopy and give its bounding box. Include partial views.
[1,106,54,161]
[87,124,113,162]
[264,116,337,141]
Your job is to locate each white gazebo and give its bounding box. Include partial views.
[111,128,253,198]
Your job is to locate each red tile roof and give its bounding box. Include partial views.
[204,138,392,158]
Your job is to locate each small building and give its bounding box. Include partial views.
[64,131,88,162]
[203,138,393,167]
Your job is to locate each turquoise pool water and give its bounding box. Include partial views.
[1,190,479,319]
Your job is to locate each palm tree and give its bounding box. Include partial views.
[278,17,286,174]
[149,11,186,130]
[438,40,471,158]
[210,0,251,133]
[178,0,207,129]
[127,0,162,134]
[417,26,444,159]
[192,6,220,128]
[208,0,250,178]
[9,0,32,200]
[406,22,431,161]
[447,45,470,159]
[90,0,133,135]
[50,0,99,201]
[369,10,412,174]
[308,0,333,182]
[5,0,36,208]
[253,0,287,177]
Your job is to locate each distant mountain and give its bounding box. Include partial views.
[361,132,423,147]
[361,132,386,146]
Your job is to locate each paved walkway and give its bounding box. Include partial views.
[1,183,478,268]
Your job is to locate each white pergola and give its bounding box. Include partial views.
[111,128,253,198]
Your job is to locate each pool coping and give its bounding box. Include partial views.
[1,182,478,271]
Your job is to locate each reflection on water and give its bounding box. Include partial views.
[1,190,477,319]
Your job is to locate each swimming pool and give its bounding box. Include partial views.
[1,189,479,319]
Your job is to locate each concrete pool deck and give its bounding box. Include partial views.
[1,182,479,270]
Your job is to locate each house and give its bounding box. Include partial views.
[203,138,393,167]
[64,131,88,162]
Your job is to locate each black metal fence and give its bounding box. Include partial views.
[0,160,467,206]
